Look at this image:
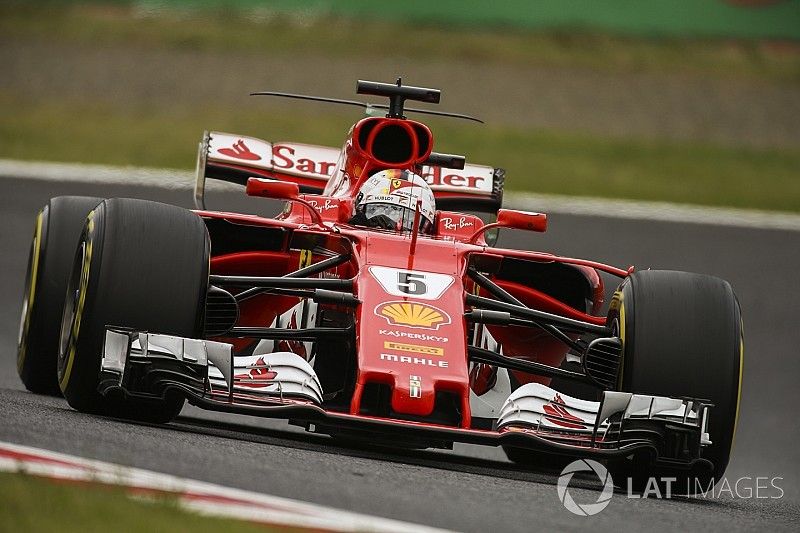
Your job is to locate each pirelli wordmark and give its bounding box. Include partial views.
[383,341,444,356]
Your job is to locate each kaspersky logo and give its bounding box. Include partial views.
[375,301,451,330]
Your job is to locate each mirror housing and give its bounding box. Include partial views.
[496,209,547,233]
[246,178,325,228]
[468,209,547,244]
[246,178,300,200]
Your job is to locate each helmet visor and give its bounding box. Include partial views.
[363,203,433,233]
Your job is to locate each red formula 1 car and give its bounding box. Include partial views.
[17,80,743,492]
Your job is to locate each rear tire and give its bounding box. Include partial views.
[57,198,210,423]
[608,270,743,492]
[17,196,103,395]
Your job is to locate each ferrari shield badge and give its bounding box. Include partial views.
[409,375,422,399]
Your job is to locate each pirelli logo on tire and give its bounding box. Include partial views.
[383,341,444,356]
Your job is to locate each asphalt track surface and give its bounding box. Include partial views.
[1,177,799,531]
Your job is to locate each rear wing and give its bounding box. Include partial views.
[195,131,504,213]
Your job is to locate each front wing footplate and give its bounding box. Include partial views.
[100,328,323,404]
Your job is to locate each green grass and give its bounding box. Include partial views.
[2,3,797,212]
[2,3,798,83]
[2,93,798,212]
[0,472,278,532]
[435,125,800,212]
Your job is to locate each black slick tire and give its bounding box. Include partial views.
[57,198,210,423]
[609,269,743,492]
[17,196,103,395]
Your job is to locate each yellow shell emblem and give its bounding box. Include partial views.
[376,301,451,330]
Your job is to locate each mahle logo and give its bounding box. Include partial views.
[557,459,614,516]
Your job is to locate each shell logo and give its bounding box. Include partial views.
[375,301,451,330]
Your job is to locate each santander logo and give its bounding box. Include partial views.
[208,132,494,193]
[218,139,261,161]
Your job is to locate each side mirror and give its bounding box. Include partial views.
[468,209,547,244]
[496,209,547,232]
[246,178,300,200]
[246,178,324,228]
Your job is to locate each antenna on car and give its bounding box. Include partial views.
[250,79,484,124]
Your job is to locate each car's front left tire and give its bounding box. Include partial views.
[608,269,743,493]
[17,196,103,395]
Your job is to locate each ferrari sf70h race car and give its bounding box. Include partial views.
[17,80,743,493]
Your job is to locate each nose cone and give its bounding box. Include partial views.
[350,235,471,426]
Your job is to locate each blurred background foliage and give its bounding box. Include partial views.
[1,0,798,210]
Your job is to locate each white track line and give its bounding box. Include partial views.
[504,193,800,232]
[3,158,800,231]
[0,441,451,533]
[0,158,206,190]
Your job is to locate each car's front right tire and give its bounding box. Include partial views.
[57,198,210,423]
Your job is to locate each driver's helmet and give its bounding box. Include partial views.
[354,169,436,234]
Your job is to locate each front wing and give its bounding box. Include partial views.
[99,328,712,471]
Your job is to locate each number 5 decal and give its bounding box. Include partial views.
[397,272,427,295]
[369,267,454,300]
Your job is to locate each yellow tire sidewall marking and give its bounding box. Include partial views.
[299,249,312,268]
[58,213,95,391]
[732,319,744,451]
[609,290,626,389]
[17,210,44,372]
[618,295,626,390]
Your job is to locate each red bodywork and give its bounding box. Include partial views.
[196,115,629,433]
